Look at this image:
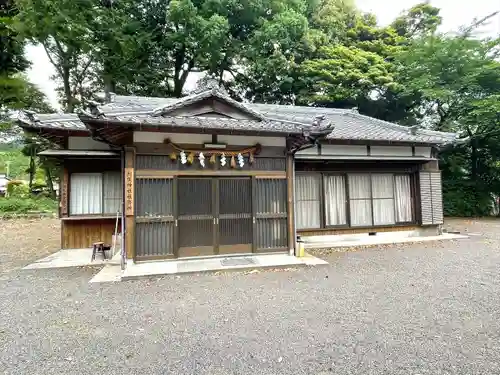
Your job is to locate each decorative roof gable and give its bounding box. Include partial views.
[151,86,266,121]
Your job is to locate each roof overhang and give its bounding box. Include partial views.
[38,150,120,159]
[82,117,301,137]
[295,155,436,162]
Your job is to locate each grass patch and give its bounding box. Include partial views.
[0,196,57,214]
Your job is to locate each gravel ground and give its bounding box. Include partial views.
[1,219,500,374]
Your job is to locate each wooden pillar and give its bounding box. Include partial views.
[124,147,136,261]
[286,153,296,255]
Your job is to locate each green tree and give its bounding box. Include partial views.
[391,2,442,38]
[296,44,396,108]
[21,135,59,197]
[0,0,29,73]
[106,0,313,98]
[395,31,500,215]
[14,0,107,111]
[1,0,50,134]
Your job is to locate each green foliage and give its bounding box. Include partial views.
[21,135,60,196]
[14,0,103,111]
[442,180,493,217]
[0,0,50,132]
[14,0,315,103]
[0,0,30,75]
[6,179,27,197]
[297,44,396,108]
[393,31,500,216]
[391,2,442,38]
[0,196,57,213]
[0,148,29,178]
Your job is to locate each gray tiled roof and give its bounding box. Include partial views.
[104,114,308,134]
[17,111,86,131]
[17,92,459,144]
[151,88,266,121]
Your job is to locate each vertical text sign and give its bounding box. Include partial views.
[125,167,134,216]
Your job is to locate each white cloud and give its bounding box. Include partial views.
[26,1,499,111]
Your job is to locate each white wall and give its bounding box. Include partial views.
[133,131,286,147]
[414,146,432,158]
[295,145,319,155]
[322,145,368,156]
[217,135,285,147]
[133,132,212,144]
[370,146,413,157]
[295,144,434,160]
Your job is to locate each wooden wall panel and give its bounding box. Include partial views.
[62,219,119,249]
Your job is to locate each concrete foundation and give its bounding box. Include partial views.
[302,229,466,249]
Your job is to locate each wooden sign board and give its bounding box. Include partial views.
[60,168,69,216]
[125,167,134,216]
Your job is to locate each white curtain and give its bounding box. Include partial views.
[324,175,347,226]
[295,174,321,229]
[70,173,102,215]
[348,174,372,226]
[103,172,122,214]
[395,175,413,222]
[372,174,395,225]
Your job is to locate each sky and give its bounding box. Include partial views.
[26,0,500,109]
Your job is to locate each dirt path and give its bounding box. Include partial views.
[0,218,61,274]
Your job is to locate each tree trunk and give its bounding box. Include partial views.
[43,165,56,199]
[63,66,74,112]
[470,139,481,215]
[28,154,35,193]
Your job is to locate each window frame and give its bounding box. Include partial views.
[296,171,416,231]
[69,171,123,217]
[294,172,323,230]
[323,173,350,229]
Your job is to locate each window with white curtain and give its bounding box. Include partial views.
[103,172,122,214]
[348,174,373,226]
[295,174,321,229]
[371,174,395,225]
[70,172,122,215]
[395,175,413,222]
[324,175,347,226]
[295,171,414,230]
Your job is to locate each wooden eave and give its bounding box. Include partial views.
[20,127,89,147]
[320,138,439,147]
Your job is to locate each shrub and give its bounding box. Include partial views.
[0,196,57,214]
[6,180,26,196]
[443,179,493,217]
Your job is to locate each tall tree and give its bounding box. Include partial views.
[395,30,500,215]
[1,0,50,134]
[105,0,313,98]
[14,0,107,112]
[391,2,442,38]
[0,0,29,73]
[21,135,58,196]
